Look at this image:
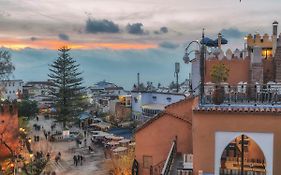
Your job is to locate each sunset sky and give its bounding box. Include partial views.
[1,0,281,88]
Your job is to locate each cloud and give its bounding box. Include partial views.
[58,33,70,41]
[154,26,169,35]
[160,27,168,33]
[126,23,146,35]
[85,18,120,33]
[220,28,246,38]
[30,37,39,41]
[159,41,179,49]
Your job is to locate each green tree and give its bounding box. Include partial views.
[210,63,229,84]
[18,100,39,118]
[48,46,85,126]
[0,50,15,98]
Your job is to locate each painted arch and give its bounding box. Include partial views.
[215,132,273,175]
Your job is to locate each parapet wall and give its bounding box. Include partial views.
[0,102,19,160]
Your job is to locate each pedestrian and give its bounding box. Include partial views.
[73,155,77,166]
[58,152,61,157]
[76,155,79,166]
[55,155,59,163]
[80,155,83,166]
[84,130,87,137]
[36,116,39,121]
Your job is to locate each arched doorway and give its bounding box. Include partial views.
[220,134,266,175]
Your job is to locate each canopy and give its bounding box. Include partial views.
[119,139,131,144]
[107,141,120,146]
[214,37,228,45]
[200,37,215,47]
[113,146,128,152]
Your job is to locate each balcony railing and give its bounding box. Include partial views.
[161,140,177,175]
[220,168,266,175]
[202,83,281,106]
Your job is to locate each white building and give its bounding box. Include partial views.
[23,81,54,108]
[131,91,188,122]
[0,80,24,101]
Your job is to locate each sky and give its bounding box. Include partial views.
[0,0,281,89]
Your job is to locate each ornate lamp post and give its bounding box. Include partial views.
[183,29,206,104]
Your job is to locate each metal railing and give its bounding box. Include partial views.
[220,168,266,175]
[202,83,281,106]
[150,160,165,175]
[161,140,177,175]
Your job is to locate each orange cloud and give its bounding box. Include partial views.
[0,38,158,50]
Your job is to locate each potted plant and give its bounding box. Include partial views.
[210,63,229,105]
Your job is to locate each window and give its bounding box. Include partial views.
[143,156,152,169]
[152,96,157,101]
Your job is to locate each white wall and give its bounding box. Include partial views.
[1,80,23,101]
[215,132,273,175]
[131,92,185,120]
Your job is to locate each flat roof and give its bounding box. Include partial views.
[142,103,166,110]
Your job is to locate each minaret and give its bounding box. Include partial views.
[272,21,278,56]
[218,33,222,49]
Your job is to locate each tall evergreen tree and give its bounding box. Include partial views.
[48,46,85,126]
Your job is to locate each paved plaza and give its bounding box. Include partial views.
[28,115,113,175]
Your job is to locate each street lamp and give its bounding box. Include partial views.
[183,29,206,104]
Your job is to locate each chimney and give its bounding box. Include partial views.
[273,21,279,56]
[218,33,222,49]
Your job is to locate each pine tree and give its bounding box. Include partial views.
[48,46,85,126]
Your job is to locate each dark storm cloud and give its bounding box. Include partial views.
[30,37,39,41]
[159,41,179,49]
[220,28,246,38]
[160,27,168,33]
[154,26,169,35]
[126,23,146,35]
[58,33,70,41]
[85,18,120,33]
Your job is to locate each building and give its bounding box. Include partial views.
[135,97,195,175]
[131,90,188,122]
[23,81,54,111]
[192,21,281,92]
[0,80,23,101]
[87,80,129,113]
[134,21,281,175]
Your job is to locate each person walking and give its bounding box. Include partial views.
[73,155,77,166]
[80,155,83,166]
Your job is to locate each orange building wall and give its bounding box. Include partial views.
[135,98,195,175]
[205,58,251,85]
[192,111,281,174]
[0,104,19,160]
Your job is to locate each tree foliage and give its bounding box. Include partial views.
[48,46,86,125]
[18,100,39,118]
[0,50,15,80]
[210,63,229,84]
[0,50,15,98]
